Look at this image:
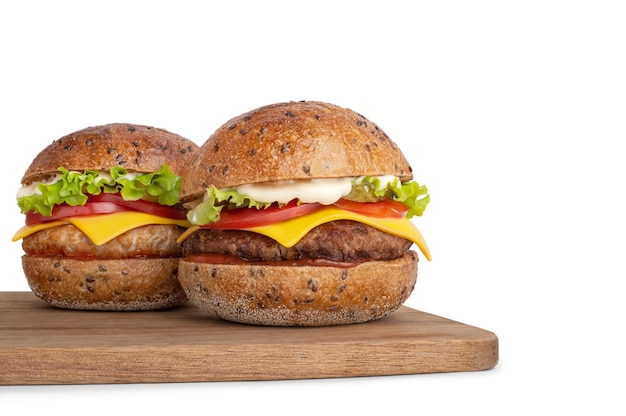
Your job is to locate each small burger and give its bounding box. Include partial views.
[13,123,198,310]
[178,101,431,326]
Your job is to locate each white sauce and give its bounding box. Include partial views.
[235,178,354,205]
[16,175,60,198]
[234,175,399,205]
[354,175,398,191]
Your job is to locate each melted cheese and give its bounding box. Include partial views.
[12,212,190,246]
[178,206,431,261]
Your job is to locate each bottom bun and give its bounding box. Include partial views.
[179,251,418,326]
[22,255,187,311]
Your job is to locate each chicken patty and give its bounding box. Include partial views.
[22,224,184,259]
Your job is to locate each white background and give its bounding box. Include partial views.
[1,1,625,414]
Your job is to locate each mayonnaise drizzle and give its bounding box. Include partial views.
[233,175,399,205]
[235,178,353,205]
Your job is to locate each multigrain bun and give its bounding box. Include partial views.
[180,251,418,326]
[180,101,413,202]
[23,256,184,311]
[179,101,428,326]
[23,123,197,185]
[17,123,199,311]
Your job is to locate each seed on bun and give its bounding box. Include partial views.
[178,101,431,326]
[13,123,199,311]
[180,101,414,198]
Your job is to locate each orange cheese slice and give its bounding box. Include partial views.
[178,206,431,261]
[13,212,191,246]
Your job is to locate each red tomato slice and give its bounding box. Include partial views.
[199,198,408,230]
[25,202,134,225]
[25,193,187,225]
[88,193,188,220]
[333,198,408,218]
[200,200,323,229]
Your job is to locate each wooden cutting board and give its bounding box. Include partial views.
[0,291,498,385]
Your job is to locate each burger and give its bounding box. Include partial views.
[12,123,199,310]
[177,101,431,326]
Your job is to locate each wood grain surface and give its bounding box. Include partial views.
[0,291,498,385]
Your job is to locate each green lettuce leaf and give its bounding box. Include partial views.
[186,176,430,225]
[351,176,430,218]
[393,180,430,218]
[186,185,272,225]
[18,165,182,216]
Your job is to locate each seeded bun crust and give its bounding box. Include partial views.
[180,101,413,202]
[23,256,185,311]
[179,101,421,325]
[179,251,418,326]
[19,123,199,311]
[22,123,197,185]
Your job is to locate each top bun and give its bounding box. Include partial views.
[180,101,413,201]
[22,123,198,185]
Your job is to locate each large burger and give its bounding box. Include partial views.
[178,101,431,326]
[13,123,198,310]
